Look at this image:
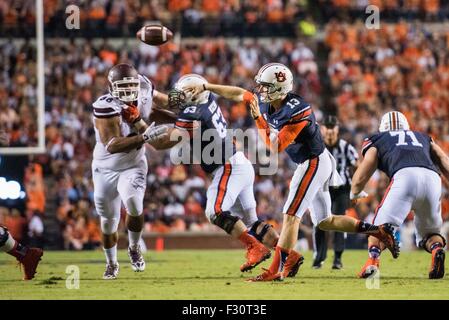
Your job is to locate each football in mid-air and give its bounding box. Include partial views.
[137,24,173,46]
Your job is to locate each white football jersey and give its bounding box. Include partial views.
[92,75,154,170]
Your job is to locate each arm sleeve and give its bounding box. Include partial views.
[254,108,311,152]
[361,137,374,157]
[174,111,198,138]
[93,96,120,119]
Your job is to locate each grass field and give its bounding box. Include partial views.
[0,249,448,300]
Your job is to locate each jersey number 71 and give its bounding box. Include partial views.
[390,130,423,147]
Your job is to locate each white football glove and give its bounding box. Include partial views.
[350,190,369,201]
[142,122,168,143]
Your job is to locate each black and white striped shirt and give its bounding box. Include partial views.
[326,139,358,187]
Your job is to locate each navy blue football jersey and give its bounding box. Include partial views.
[174,94,236,173]
[258,92,325,164]
[361,130,438,178]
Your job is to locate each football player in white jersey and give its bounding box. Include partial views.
[92,63,168,279]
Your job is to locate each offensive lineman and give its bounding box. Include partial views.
[352,111,448,279]
[153,74,282,273]
[92,63,168,279]
[186,63,399,281]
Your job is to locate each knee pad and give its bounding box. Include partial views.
[211,211,239,234]
[123,196,143,217]
[418,233,447,253]
[249,220,275,243]
[0,226,9,247]
[100,217,120,235]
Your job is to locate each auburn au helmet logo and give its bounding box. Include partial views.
[275,71,286,82]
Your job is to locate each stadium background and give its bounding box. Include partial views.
[0,0,449,253]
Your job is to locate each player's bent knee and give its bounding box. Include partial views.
[100,217,120,235]
[211,211,239,234]
[123,196,143,217]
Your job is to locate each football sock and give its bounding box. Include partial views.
[104,245,118,265]
[0,229,27,260]
[430,242,443,251]
[238,231,258,247]
[334,250,343,260]
[368,246,381,259]
[269,246,289,274]
[357,221,379,234]
[128,230,142,249]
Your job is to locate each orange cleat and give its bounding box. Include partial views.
[429,247,445,279]
[357,257,380,279]
[247,268,282,282]
[371,223,400,259]
[240,242,271,272]
[282,250,304,278]
[19,248,43,280]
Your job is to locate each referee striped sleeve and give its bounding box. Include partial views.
[346,143,359,165]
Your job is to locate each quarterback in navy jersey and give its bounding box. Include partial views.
[352,111,449,279]
[185,63,399,282]
[155,74,280,273]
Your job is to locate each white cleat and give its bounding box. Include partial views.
[128,245,146,272]
[103,262,119,280]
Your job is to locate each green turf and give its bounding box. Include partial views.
[0,249,447,299]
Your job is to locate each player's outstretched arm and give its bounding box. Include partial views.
[150,127,185,150]
[430,141,449,180]
[153,89,169,108]
[95,117,167,154]
[186,83,249,102]
[351,147,378,197]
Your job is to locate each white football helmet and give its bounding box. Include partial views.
[174,74,210,106]
[254,63,294,103]
[379,111,410,132]
[108,63,140,103]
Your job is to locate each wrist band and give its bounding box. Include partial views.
[132,116,142,124]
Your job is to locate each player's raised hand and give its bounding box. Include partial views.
[142,122,168,143]
[121,104,141,124]
[184,84,204,98]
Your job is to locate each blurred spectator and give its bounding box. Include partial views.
[3,208,27,243]
[27,210,44,248]
[24,161,45,213]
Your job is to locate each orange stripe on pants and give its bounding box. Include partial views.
[286,157,319,215]
[214,163,232,214]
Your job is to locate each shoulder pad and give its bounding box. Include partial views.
[92,94,121,118]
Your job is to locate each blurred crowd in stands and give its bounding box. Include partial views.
[1,0,449,250]
[0,40,38,147]
[2,0,449,38]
